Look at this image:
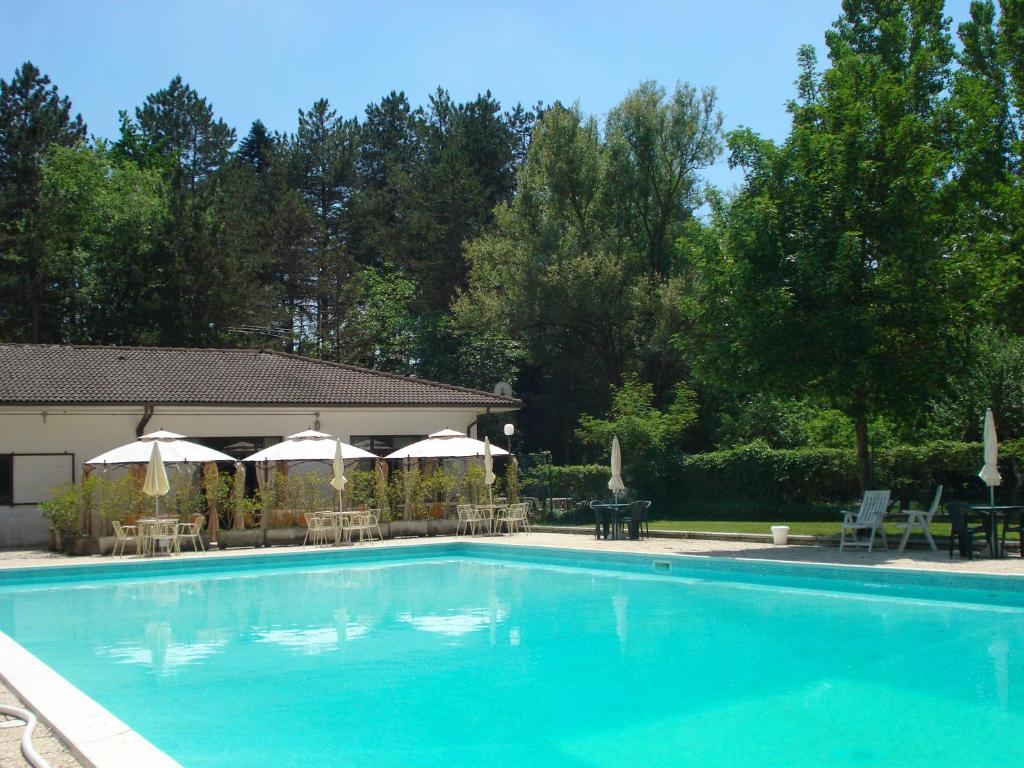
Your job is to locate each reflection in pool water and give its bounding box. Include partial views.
[1,556,1023,768]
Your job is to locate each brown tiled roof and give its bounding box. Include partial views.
[0,344,521,408]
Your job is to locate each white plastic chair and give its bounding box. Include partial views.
[150,518,181,556]
[346,511,383,543]
[893,485,942,553]
[303,512,330,547]
[839,490,892,552]
[495,503,530,535]
[111,520,138,557]
[177,514,206,552]
[456,504,480,536]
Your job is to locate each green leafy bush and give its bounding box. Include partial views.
[674,440,1024,509]
[40,478,95,535]
[521,464,610,501]
[346,469,376,509]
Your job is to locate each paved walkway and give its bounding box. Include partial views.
[0,686,80,768]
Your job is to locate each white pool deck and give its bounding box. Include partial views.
[1,531,1022,768]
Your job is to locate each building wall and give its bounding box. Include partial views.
[0,403,507,546]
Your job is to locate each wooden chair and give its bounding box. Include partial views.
[839,490,892,552]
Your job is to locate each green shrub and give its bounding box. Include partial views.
[521,464,610,501]
[674,440,1024,510]
[458,464,486,506]
[40,478,95,535]
[346,469,376,509]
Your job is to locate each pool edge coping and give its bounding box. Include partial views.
[0,632,181,768]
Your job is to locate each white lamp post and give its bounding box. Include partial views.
[503,423,515,454]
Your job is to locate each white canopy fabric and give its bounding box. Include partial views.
[242,430,376,463]
[608,436,626,497]
[979,408,1002,488]
[384,429,510,460]
[86,430,235,465]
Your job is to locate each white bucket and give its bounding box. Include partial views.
[770,525,790,545]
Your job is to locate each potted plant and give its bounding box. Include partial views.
[388,468,425,537]
[40,478,94,552]
[421,467,457,535]
[93,474,146,555]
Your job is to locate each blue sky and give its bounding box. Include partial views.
[2,0,975,192]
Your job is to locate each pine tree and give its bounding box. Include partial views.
[0,61,86,342]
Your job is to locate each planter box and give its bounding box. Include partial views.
[388,518,458,538]
[265,527,306,546]
[68,535,99,556]
[217,530,264,549]
[388,519,428,538]
[430,519,458,536]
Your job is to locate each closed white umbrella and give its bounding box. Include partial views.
[87,430,234,465]
[142,442,170,516]
[330,439,347,511]
[979,408,1002,507]
[384,429,510,460]
[484,436,495,506]
[608,436,626,502]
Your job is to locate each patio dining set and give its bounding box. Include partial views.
[111,514,206,557]
[302,510,384,547]
[838,485,1024,559]
[455,501,532,537]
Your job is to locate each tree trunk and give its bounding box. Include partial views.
[853,392,870,493]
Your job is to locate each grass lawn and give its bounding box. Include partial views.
[647,519,954,538]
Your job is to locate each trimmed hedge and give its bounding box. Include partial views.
[521,464,609,502]
[676,440,1024,506]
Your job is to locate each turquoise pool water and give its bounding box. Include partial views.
[1,546,1023,767]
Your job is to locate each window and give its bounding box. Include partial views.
[0,455,12,505]
[192,436,280,459]
[350,436,422,457]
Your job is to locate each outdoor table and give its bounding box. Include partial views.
[474,504,507,535]
[137,518,158,556]
[590,502,634,540]
[969,505,1023,558]
[320,510,363,545]
[136,517,179,556]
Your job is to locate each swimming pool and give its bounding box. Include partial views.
[1,543,1022,767]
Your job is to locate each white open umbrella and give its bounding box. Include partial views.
[979,408,1002,507]
[608,436,626,501]
[330,439,347,511]
[87,430,235,465]
[384,429,510,460]
[242,430,376,463]
[142,442,170,515]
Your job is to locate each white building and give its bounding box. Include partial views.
[0,344,519,545]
